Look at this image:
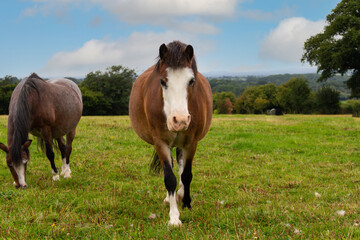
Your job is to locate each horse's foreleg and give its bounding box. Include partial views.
[62,130,75,179]
[155,144,181,226]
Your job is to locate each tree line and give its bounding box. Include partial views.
[213,77,360,116]
[0,66,359,116]
[209,74,351,100]
[213,78,340,114]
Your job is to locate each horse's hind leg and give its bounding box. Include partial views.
[43,133,59,181]
[57,137,69,178]
[62,129,76,178]
[176,148,185,202]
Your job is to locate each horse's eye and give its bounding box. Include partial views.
[189,78,195,86]
[160,79,167,88]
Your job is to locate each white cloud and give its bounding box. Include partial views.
[91,0,237,22]
[259,17,326,63]
[41,31,213,77]
[21,0,239,34]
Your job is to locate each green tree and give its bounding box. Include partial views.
[0,75,19,86]
[235,86,261,114]
[0,83,17,114]
[213,92,236,114]
[315,85,340,114]
[302,0,360,98]
[79,86,111,116]
[80,65,137,115]
[276,78,312,114]
[254,97,270,114]
[342,99,360,117]
[234,84,278,114]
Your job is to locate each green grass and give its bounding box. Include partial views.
[0,114,359,239]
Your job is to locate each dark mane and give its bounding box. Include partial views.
[10,73,42,166]
[156,41,198,77]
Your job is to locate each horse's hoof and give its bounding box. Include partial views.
[61,165,71,178]
[63,173,71,179]
[52,175,60,181]
[168,218,182,227]
[182,203,192,209]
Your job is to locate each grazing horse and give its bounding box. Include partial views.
[129,41,212,226]
[0,73,82,188]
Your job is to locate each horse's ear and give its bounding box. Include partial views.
[184,45,194,61]
[159,43,168,60]
[22,140,32,150]
[0,143,9,153]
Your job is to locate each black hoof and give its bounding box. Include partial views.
[182,202,191,209]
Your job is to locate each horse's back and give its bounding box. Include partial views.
[48,78,82,104]
[43,79,82,137]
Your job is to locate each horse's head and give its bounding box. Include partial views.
[0,140,32,188]
[156,41,198,132]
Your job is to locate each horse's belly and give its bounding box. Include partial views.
[30,129,41,138]
[130,120,154,145]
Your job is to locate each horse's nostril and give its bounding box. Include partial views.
[173,116,178,124]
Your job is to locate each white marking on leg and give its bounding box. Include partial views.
[177,158,184,202]
[61,158,71,178]
[52,170,60,181]
[168,193,182,226]
[163,191,170,204]
[14,161,27,187]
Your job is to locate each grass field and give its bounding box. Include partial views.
[0,114,359,239]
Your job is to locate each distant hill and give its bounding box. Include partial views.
[208,73,350,100]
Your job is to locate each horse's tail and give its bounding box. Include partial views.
[10,74,41,166]
[36,137,60,154]
[149,150,175,174]
[149,150,162,174]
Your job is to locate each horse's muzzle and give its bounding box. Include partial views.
[168,114,191,132]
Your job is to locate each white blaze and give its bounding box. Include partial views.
[14,160,27,187]
[162,67,194,119]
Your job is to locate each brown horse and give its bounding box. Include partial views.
[0,73,82,188]
[129,41,212,226]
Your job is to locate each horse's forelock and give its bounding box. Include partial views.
[156,41,198,77]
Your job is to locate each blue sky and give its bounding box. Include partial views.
[0,0,340,78]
